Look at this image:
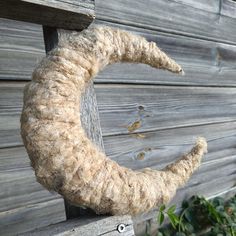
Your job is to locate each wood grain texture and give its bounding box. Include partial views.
[1,2,236,233]
[22,0,94,14]
[96,84,236,136]
[0,199,65,236]
[2,18,236,87]
[95,0,236,44]
[0,82,25,148]
[0,168,61,212]
[0,0,94,30]
[95,22,236,86]
[221,0,236,19]
[0,18,44,80]
[22,215,134,236]
[81,82,104,150]
[2,145,235,204]
[2,82,236,147]
[169,0,220,13]
[0,146,30,171]
[1,81,235,233]
[103,121,236,169]
[0,84,66,235]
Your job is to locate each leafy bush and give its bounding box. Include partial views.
[153,195,236,236]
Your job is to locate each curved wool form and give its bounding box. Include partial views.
[21,26,207,215]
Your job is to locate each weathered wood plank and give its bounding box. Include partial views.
[22,215,134,236]
[177,155,236,196]
[94,21,236,85]
[0,199,66,236]
[1,81,235,233]
[96,85,236,136]
[22,0,94,14]
[2,138,235,184]
[0,18,44,80]
[0,146,30,171]
[103,121,236,169]
[0,82,26,148]
[96,0,236,44]
[1,145,235,187]
[1,124,235,220]
[2,19,236,87]
[2,83,236,147]
[170,0,220,13]
[173,173,236,206]
[1,144,234,235]
[0,168,62,212]
[0,0,94,30]
[97,64,236,87]
[95,23,236,86]
[1,147,234,212]
[80,81,104,150]
[221,0,236,19]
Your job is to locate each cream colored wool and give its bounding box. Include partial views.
[21,25,207,216]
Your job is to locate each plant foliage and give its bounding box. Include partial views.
[153,195,236,236]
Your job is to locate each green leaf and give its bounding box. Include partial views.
[160,204,166,212]
[159,228,171,236]
[167,205,176,214]
[156,232,163,236]
[185,223,194,233]
[206,201,222,223]
[178,221,186,232]
[167,212,179,229]
[158,211,165,226]
[212,197,224,207]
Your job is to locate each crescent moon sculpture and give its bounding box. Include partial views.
[21,26,207,215]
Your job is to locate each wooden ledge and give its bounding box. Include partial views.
[22,215,134,236]
[0,0,95,30]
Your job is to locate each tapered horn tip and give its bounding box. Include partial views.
[195,137,208,154]
[168,62,184,75]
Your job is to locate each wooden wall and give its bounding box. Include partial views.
[0,19,67,235]
[0,0,236,235]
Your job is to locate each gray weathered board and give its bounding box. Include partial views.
[96,0,236,45]
[2,19,236,87]
[22,215,134,236]
[0,81,236,234]
[0,0,95,30]
[1,0,236,235]
[0,0,100,235]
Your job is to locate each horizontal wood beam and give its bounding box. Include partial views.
[22,215,134,236]
[95,0,236,45]
[0,0,95,30]
[0,199,66,236]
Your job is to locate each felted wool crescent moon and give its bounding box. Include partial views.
[21,25,207,216]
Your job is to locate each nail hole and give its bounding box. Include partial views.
[138,105,144,110]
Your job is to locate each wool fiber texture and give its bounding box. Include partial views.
[21,26,207,215]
